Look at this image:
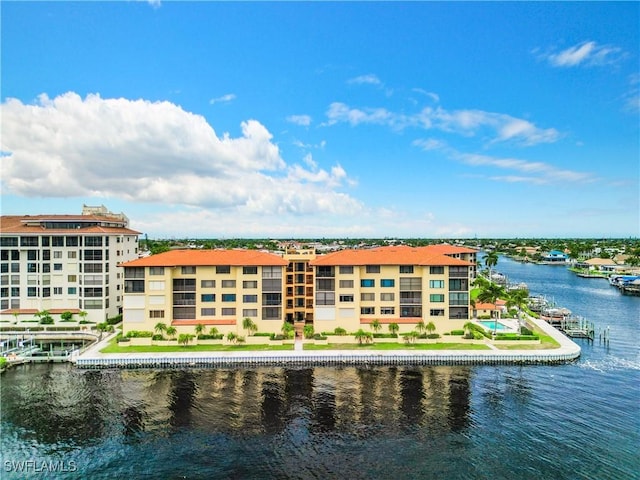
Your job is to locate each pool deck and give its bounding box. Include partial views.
[73,317,580,368]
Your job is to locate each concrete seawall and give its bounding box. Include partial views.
[74,317,580,369]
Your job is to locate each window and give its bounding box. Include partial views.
[85,236,103,247]
[11,263,19,273]
[84,249,102,261]
[68,275,77,282]
[201,294,215,302]
[53,251,63,259]
[125,267,145,279]
[400,306,422,317]
[243,294,258,303]
[20,236,39,247]
[201,308,215,316]
[28,287,37,297]
[68,251,77,259]
[361,293,375,301]
[222,294,236,302]
[84,263,103,273]
[263,278,282,291]
[0,264,7,274]
[262,266,282,278]
[381,279,395,287]
[430,309,445,316]
[65,236,79,247]
[42,250,50,261]
[149,310,165,318]
[221,280,236,288]
[243,280,258,289]
[361,307,375,315]
[449,279,469,291]
[125,280,145,293]
[173,278,196,290]
[339,279,354,288]
[339,266,354,274]
[315,291,335,305]
[27,250,38,261]
[84,287,103,298]
[0,237,18,247]
[449,292,469,306]
[400,265,414,274]
[400,278,422,290]
[366,265,380,274]
[381,307,395,315]
[339,294,354,302]
[262,293,281,305]
[85,275,103,286]
[84,299,103,309]
[449,266,469,278]
[11,287,19,297]
[52,236,64,247]
[216,265,231,274]
[429,280,444,289]
[149,267,165,275]
[430,266,444,275]
[243,308,258,317]
[316,266,334,278]
[262,307,281,320]
[243,266,258,275]
[400,291,421,304]
[181,266,196,274]
[67,287,76,295]
[53,264,62,271]
[201,280,216,288]
[380,293,395,302]
[430,294,445,302]
[361,279,375,288]
[148,281,165,291]
[316,278,335,291]
[222,308,236,316]
[27,263,37,273]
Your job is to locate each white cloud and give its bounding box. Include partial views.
[412,88,440,103]
[209,93,236,104]
[458,153,596,185]
[412,138,446,151]
[326,102,560,146]
[347,74,382,86]
[287,114,312,126]
[541,41,626,68]
[0,92,359,217]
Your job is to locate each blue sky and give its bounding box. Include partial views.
[1,1,638,238]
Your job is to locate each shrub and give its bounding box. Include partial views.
[253,332,272,337]
[107,315,123,325]
[60,311,74,322]
[473,332,484,340]
[450,329,465,336]
[79,320,95,324]
[478,315,492,320]
[197,334,223,340]
[372,333,398,338]
[118,337,130,343]
[426,333,440,339]
[303,325,315,339]
[520,326,533,336]
[313,333,327,340]
[152,334,164,341]
[270,334,285,341]
[333,327,347,336]
[126,330,153,338]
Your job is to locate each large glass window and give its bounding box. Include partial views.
[216,265,231,274]
[339,266,354,274]
[201,294,215,302]
[365,265,380,273]
[429,280,445,288]
[429,294,445,302]
[399,265,414,274]
[381,279,395,287]
[243,266,258,275]
[361,279,375,288]
[222,294,236,302]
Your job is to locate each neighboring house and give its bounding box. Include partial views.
[0,205,140,324]
[473,299,507,319]
[541,250,568,263]
[579,258,620,273]
[120,244,475,336]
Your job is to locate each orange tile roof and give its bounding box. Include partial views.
[419,244,478,255]
[310,245,473,266]
[0,215,140,235]
[121,249,288,267]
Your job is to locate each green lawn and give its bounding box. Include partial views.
[100,338,294,353]
[291,342,491,351]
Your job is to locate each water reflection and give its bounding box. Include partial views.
[1,364,476,451]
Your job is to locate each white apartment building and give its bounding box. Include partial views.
[0,205,140,324]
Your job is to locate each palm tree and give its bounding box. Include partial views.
[425,321,436,336]
[194,323,206,338]
[242,317,257,336]
[226,332,237,343]
[370,319,382,334]
[477,283,506,334]
[507,288,529,327]
[79,311,88,323]
[281,322,294,339]
[209,326,219,337]
[388,322,399,336]
[354,328,373,345]
[166,326,177,340]
[416,320,426,335]
[484,251,499,282]
[154,322,167,338]
[178,333,194,346]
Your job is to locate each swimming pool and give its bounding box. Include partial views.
[478,320,509,331]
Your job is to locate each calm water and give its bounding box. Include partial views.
[2,258,639,479]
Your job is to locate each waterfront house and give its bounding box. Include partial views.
[541,250,569,264]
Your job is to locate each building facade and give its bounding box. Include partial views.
[0,206,140,323]
[121,244,475,336]
[121,249,289,335]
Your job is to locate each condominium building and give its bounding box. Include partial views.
[0,205,140,323]
[121,249,289,335]
[309,245,474,334]
[120,244,474,336]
